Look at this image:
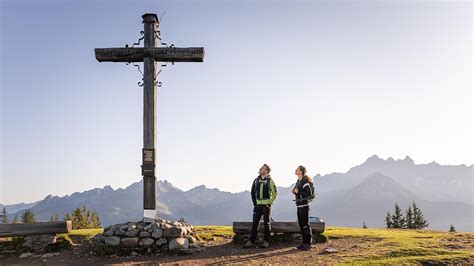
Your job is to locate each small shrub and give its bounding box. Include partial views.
[449,225,456,233]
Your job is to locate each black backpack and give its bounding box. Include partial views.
[307,182,316,202]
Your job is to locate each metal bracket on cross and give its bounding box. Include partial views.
[124,62,145,87]
[124,31,147,87]
[155,62,168,87]
[123,29,175,88]
[125,31,145,48]
[154,28,174,88]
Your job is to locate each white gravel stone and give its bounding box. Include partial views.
[168,238,189,251]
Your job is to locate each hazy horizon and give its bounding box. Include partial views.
[1,0,472,204]
[1,154,472,205]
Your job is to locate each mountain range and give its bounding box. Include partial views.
[2,155,473,231]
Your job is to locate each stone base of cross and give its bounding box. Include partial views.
[94,13,204,222]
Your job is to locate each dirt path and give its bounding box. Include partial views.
[0,237,369,265]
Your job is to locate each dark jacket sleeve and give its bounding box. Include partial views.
[299,180,312,198]
[251,179,256,206]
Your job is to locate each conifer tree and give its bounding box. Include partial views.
[1,208,7,224]
[391,203,406,229]
[363,221,368,229]
[405,206,414,229]
[385,212,392,228]
[65,206,101,229]
[72,207,83,229]
[91,210,101,228]
[21,209,36,224]
[412,201,429,229]
[85,211,91,228]
[449,224,456,232]
[13,214,20,223]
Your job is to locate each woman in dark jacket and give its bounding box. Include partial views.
[292,165,314,251]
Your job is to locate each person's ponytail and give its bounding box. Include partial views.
[298,165,313,183]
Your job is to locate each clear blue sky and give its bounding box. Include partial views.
[1,0,472,204]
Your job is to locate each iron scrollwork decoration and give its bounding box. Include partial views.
[125,61,145,87]
[155,30,168,47]
[125,31,145,48]
[155,62,168,87]
[123,31,147,87]
[123,27,175,88]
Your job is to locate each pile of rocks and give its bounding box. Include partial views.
[22,235,58,253]
[21,234,72,253]
[91,219,203,255]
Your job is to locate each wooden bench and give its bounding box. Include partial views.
[233,221,325,234]
[0,221,72,237]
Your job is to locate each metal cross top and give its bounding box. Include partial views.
[94,13,205,222]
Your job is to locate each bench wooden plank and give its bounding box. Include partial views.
[0,221,72,237]
[233,221,325,234]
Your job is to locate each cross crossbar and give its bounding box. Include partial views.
[95,47,204,63]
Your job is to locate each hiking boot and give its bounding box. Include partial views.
[243,241,255,248]
[300,244,312,251]
[296,243,305,250]
[260,241,270,248]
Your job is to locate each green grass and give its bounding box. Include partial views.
[194,225,234,241]
[58,228,104,244]
[193,226,473,263]
[324,227,474,264]
[5,224,469,263]
[67,228,103,236]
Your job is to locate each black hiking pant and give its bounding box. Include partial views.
[297,205,312,244]
[250,204,271,242]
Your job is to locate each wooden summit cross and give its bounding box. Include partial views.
[94,13,204,222]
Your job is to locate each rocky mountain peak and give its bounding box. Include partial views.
[402,155,414,164]
[365,154,383,163]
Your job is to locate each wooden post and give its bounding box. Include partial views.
[142,13,158,222]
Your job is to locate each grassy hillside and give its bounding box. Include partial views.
[192,226,473,264]
[62,226,473,264]
[325,227,473,263]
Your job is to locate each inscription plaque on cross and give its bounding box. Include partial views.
[94,13,204,222]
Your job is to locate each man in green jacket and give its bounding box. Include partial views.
[243,164,277,248]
